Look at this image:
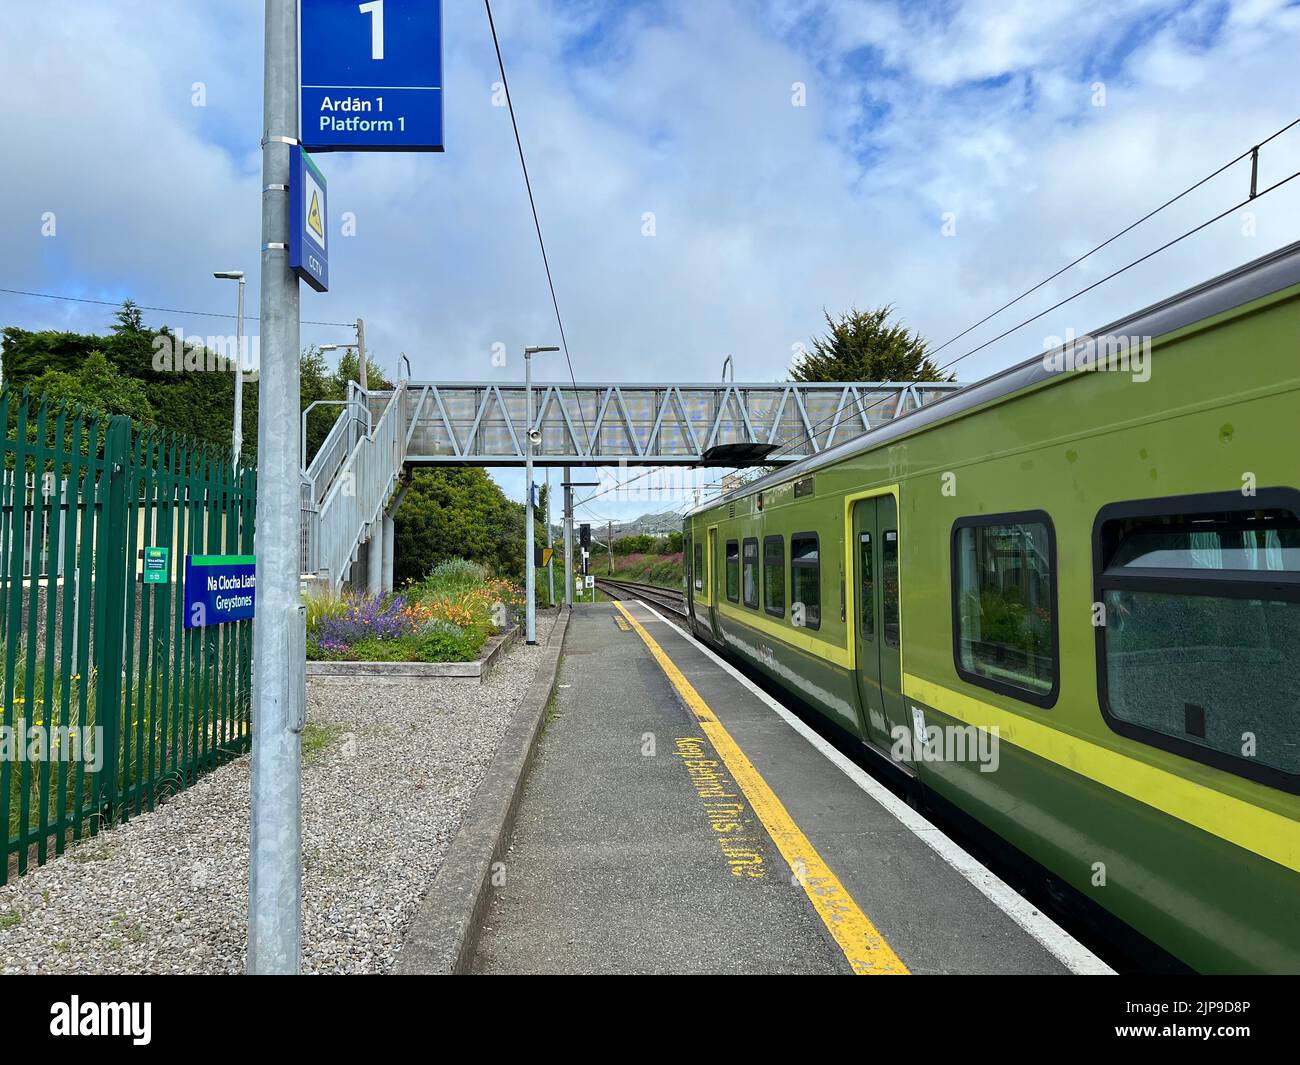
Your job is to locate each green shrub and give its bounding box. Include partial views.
[427,558,489,590]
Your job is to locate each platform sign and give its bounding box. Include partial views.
[300,0,444,152]
[184,555,256,629]
[289,147,329,292]
[143,546,170,585]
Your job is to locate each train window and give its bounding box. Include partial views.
[858,532,874,638]
[1094,489,1300,791]
[952,512,1058,708]
[790,533,820,630]
[725,540,739,602]
[693,542,704,591]
[883,529,900,650]
[763,536,785,618]
[742,538,759,608]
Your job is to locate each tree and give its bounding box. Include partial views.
[791,305,952,383]
[112,299,145,334]
[392,467,529,584]
[336,348,394,391]
[27,351,155,423]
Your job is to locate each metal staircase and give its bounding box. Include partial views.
[300,381,408,590]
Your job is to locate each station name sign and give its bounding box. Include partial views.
[300,0,444,152]
[184,555,256,629]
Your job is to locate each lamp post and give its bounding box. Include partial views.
[319,317,368,388]
[320,323,370,445]
[524,345,558,645]
[213,271,246,471]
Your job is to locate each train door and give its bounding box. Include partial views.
[684,525,695,621]
[851,495,908,748]
[707,525,720,639]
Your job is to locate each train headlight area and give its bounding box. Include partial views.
[474,599,1111,977]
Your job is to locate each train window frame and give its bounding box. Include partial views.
[742,537,760,609]
[725,539,740,603]
[790,531,821,631]
[693,541,704,592]
[1092,487,1300,794]
[950,510,1060,710]
[763,535,785,618]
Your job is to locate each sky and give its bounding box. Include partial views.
[2,0,1299,524]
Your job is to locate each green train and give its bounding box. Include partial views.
[682,241,1300,974]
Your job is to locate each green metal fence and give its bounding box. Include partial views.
[1,389,256,884]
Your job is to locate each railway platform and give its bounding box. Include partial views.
[473,600,1113,975]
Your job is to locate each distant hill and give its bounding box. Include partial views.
[551,508,684,543]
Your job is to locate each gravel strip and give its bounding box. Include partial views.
[0,612,558,975]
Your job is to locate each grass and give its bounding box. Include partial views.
[301,722,343,763]
[3,648,250,883]
[0,910,21,930]
[607,551,685,590]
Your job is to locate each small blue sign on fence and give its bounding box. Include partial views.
[300,0,444,152]
[290,147,329,292]
[184,555,257,629]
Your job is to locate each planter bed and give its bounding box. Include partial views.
[306,624,519,684]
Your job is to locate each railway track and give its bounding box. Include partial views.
[593,577,689,621]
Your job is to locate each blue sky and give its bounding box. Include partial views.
[2,0,1299,523]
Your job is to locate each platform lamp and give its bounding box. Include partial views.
[212,271,245,472]
[524,345,560,645]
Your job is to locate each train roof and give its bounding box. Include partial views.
[689,237,1300,518]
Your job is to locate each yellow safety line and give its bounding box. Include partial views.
[613,600,908,975]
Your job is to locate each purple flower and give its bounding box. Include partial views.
[316,594,416,645]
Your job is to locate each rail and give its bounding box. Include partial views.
[594,577,689,621]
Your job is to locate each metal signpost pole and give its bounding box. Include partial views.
[524,349,536,645]
[356,317,368,393]
[249,0,303,976]
[563,467,573,608]
[523,345,557,640]
[214,270,247,473]
[546,466,555,607]
[234,278,246,469]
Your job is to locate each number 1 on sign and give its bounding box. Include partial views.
[359,0,384,60]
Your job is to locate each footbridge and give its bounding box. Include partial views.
[300,379,960,590]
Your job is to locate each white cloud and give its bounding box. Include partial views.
[2,0,1298,521]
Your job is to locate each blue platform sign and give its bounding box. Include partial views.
[300,0,444,152]
[184,555,256,629]
[290,146,329,292]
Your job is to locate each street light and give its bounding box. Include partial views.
[524,345,559,645]
[213,271,245,472]
[318,318,368,390]
[320,321,370,444]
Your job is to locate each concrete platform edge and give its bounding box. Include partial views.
[390,610,570,975]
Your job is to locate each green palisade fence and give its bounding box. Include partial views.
[0,389,256,884]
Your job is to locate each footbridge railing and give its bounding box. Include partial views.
[298,378,961,586]
[384,380,961,466]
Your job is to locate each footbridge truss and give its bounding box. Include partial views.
[300,379,960,588]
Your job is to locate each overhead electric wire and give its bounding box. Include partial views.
[567,123,1300,511]
[0,285,356,328]
[484,0,593,453]
[760,127,1300,467]
[923,115,1300,363]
